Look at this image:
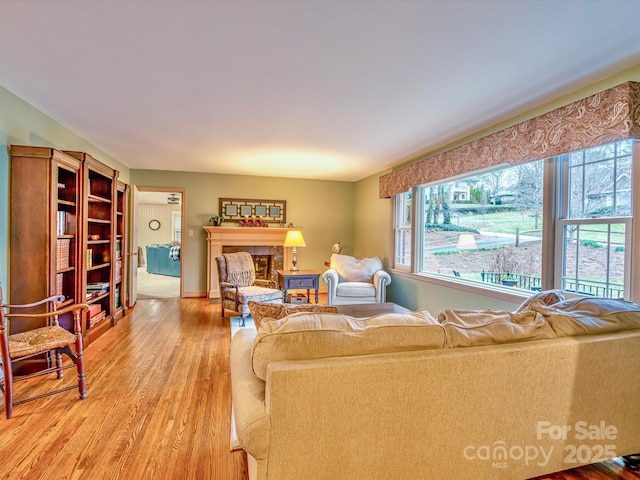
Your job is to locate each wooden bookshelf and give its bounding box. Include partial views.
[65,151,121,344]
[10,146,128,348]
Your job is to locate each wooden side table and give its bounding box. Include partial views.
[276,270,320,304]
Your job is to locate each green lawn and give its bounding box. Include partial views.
[447,208,624,245]
[451,209,542,236]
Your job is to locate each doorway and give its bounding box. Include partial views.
[133,187,185,300]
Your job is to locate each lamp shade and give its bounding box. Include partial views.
[283,230,306,247]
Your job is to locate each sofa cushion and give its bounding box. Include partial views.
[514,289,565,313]
[248,301,339,328]
[335,282,376,298]
[223,286,282,304]
[438,308,557,348]
[251,311,445,380]
[330,254,383,282]
[528,297,640,337]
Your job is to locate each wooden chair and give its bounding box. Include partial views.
[0,287,88,419]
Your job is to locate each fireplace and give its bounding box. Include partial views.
[203,226,296,300]
[221,246,283,281]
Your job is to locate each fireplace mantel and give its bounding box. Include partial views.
[203,226,297,299]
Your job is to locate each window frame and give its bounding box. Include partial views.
[393,189,413,271]
[390,140,638,303]
[172,211,181,243]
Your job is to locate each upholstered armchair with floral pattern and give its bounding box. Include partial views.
[215,252,283,323]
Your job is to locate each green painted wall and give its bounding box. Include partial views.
[3,61,640,309]
[353,171,392,265]
[0,85,129,296]
[354,62,640,313]
[129,169,355,295]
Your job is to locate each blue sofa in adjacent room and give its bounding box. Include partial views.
[146,244,181,277]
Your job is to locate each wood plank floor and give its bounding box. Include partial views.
[0,298,247,480]
[0,297,637,480]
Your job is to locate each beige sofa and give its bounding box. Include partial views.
[230,296,640,480]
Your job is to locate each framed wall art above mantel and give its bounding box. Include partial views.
[219,198,286,224]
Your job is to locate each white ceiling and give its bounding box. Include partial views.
[139,191,181,205]
[2,1,640,182]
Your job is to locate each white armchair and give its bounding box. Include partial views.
[322,254,391,305]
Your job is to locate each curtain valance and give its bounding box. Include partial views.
[379,81,640,198]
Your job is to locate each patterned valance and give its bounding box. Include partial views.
[379,81,640,198]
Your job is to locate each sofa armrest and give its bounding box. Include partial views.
[322,269,339,305]
[373,270,391,302]
[230,329,270,461]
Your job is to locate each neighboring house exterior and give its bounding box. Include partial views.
[489,190,517,205]
[449,182,470,202]
[586,172,632,215]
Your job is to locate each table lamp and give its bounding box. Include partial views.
[283,230,306,271]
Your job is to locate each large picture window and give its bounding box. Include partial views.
[393,140,636,300]
[419,161,544,289]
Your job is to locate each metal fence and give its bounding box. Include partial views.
[480,271,541,291]
[480,270,624,298]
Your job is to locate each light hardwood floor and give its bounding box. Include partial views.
[0,298,247,480]
[0,298,637,480]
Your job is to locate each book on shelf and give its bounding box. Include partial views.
[56,273,64,296]
[56,238,70,270]
[115,259,122,283]
[87,281,109,291]
[87,310,106,328]
[86,282,109,299]
[87,304,102,318]
[57,211,67,235]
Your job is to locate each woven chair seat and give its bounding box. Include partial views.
[8,325,77,359]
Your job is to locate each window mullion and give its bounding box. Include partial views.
[547,156,563,290]
[412,186,424,273]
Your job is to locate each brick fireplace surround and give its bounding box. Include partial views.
[203,226,296,300]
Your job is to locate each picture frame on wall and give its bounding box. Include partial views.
[219,198,286,224]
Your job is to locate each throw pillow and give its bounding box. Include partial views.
[248,302,339,329]
[330,254,383,283]
[527,297,640,337]
[251,310,445,381]
[248,302,286,328]
[437,308,557,348]
[514,289,565,313]
[283,304,339,317]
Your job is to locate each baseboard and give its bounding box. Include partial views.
[182,290,207,298]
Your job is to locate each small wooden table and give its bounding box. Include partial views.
[276,270,320,304]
